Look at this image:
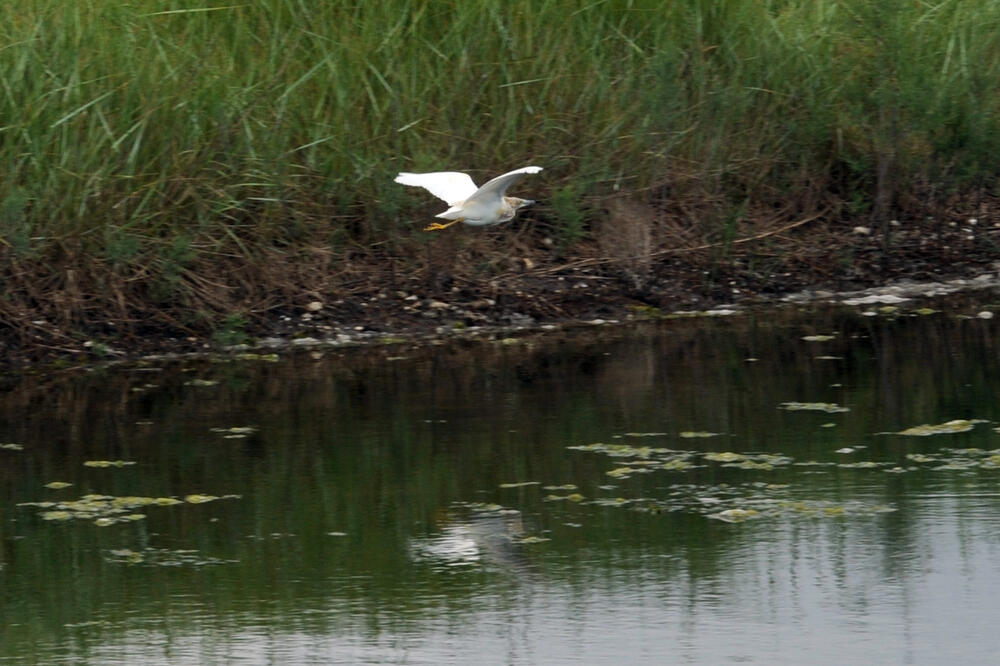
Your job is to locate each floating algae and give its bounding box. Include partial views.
[499,481,541,489]
[83,460,136,468]
[21,492,240,526]
[544,493,585,503]
[895,419,986,436]
[568,442,675,458]
[779,402,850,413]
[904,448,1000,470]
[703,451,792,470]
[105,547,238,567]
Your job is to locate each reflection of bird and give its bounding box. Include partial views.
[409,508,530,572]
[395,166,542,231]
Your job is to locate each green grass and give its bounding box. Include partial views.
[1,0,1000,329]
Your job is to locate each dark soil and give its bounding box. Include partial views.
[5,207,999,369]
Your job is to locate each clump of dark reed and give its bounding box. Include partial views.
[1,1,999,337]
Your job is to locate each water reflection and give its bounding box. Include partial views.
[409,506,530,572]
[1,300,1000,664]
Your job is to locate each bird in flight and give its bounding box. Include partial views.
[395,166,542,231]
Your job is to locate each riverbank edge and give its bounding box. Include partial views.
[16,264,999,376]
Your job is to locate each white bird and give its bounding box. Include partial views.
[395,166,542,231]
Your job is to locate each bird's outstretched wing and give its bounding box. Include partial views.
[465,166,542,204]
[394,171,478,205]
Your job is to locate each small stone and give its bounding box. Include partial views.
[306,301,323,312]
[852,226,871,235]
[977,311,994,319]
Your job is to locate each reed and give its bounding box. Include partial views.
[1,1,999,332]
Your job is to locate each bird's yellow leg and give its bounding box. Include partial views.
[424,219,462,231]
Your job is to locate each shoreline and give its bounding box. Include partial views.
[17,266,1000,374]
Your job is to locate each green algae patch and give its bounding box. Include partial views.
[185,494,220,504]
[703,452,792,470]
[543,484,578,491]
[83,460,137,468]
[105,548,238,567]
[570,441,701,478]
[896,419,986,436]
[905,448,1000,470]
[499,481,541,489]
[779,402,849,413]
[802,334,836,342]
[184,378,219,387]
[704,452,744,463]
[569,442,675,458]
[578,480,895,525]
[0,443,24,451]
[544,493,585,503]
[44,481,72,489]
[22,492,240,525]
[679,431,721,438]
[661,459,697,471]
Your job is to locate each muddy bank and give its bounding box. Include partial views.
[5,210,999,369]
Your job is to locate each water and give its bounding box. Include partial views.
[2,302,1000,665]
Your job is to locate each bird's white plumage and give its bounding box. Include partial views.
[393,171,478,205]
[395,166,542,229]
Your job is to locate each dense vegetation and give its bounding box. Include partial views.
[2,1,999,346]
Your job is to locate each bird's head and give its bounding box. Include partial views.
[507,197,534,211]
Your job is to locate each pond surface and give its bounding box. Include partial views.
[2,299,1000,665]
